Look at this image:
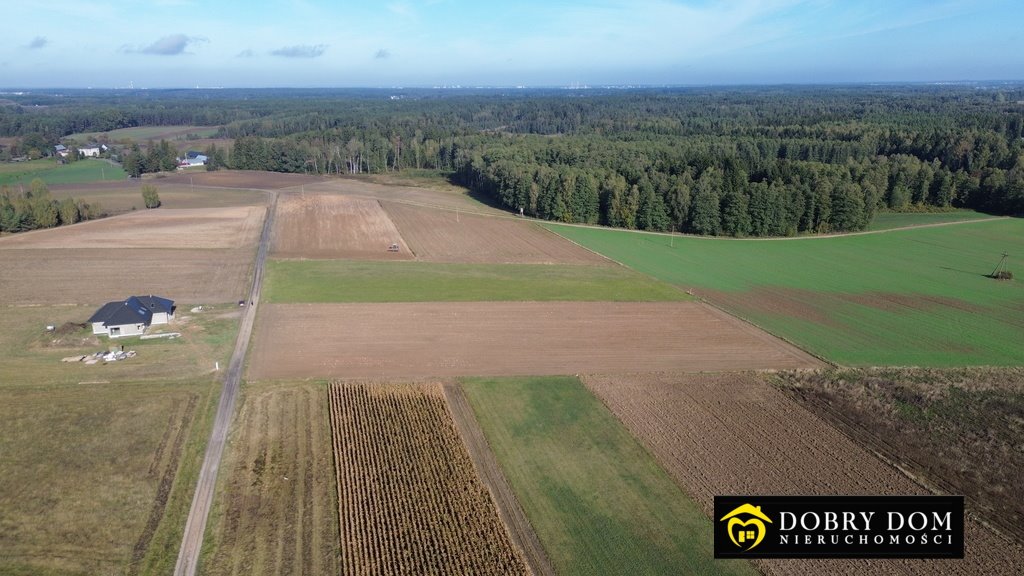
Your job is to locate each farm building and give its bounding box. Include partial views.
[79,145,106,157]
[88,295,175,338]
[54,144,68,158]
[178,151,208,167]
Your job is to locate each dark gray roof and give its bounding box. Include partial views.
[135,295,174,315]
[88,297,152,327]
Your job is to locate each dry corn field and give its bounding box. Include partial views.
[328,382,529,575]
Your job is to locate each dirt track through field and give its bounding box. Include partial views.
[271,193,412,259]
[383,202,610,264]
[442,382,554,576]
[247,302,822,380]
[585,372,1024,575]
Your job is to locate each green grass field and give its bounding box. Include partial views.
[0,158,126,186]
[263,260,689,303]
[461,376,753,576]
[867,209,997,231]
[548,219,1024,366]
[67,125,219,142]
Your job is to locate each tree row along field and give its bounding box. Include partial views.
[550,218,1024,366]
[328,381,528,575]
[584,372,1023,575]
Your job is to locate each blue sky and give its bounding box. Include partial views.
[2,0,1021,88]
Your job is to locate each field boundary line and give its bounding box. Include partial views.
[172,190,277,576]
[442,381,555,576]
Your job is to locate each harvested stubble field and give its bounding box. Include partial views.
[0,206,264,249]
[246,302,821,380]
[584,372,1023,575]
[329,381,528,575]
[777,368,1024,543]
[384,202,607,264]
[202,381,339,576]
[270,192,412,259]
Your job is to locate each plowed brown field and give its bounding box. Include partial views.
[382,202,608,264]
[584,372,1023,575]
[0,207,264,250]
[270,193,411,260]
[329,381,528,575]
[0,248,254,305]
[300,178,503,213]
[156,170,324,190]
[246,302,822,380]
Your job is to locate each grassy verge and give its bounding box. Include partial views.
[461,376,754,576]
[867,209,996,231]
[263,260,689,303]
[549,218,1024,366]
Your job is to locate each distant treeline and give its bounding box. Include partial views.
[0,179,101,233]
[3,86,1022,235]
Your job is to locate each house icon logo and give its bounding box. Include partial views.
[719,503,773,551]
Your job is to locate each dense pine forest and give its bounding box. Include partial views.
[2,85,1022,236]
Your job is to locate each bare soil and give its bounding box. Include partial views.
[584,372,1023,575]
[329,381,528,575]
[0,248,254,305]
[383,202,609,264]
[270,192,412,260]
[0,207,265,250]
[246,302,822,381]
[301,177,504,214]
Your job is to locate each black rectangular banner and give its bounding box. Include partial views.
[714,496,964,559]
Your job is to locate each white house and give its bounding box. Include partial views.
[80,146,101,157]
[88,295,175,338]
[178,150,208,168]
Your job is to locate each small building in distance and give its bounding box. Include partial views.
[54,144,68,158]
[178,150,208,168]
[88,295,175,338]
[79,145,106,157]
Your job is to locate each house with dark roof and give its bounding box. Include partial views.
[88,295,175,338]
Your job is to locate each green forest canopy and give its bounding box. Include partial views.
[1,85,1022,236]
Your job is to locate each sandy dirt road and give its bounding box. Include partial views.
[173,193,276,576]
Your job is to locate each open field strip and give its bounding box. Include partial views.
[270,193,413,259]
[0,302,241,576]
[0,206,264,249]
[777,368,1024,543]
[246,302,821,381]
[67,125,219,142]
[199,380,339,576]
[583,372,1023,575]
[301,175,506,214]
[384,201,606,264]
[461,376,756,576]
[0,158,127,186]
[46,183,267,213]
[263,260,689,303]
[867,209,997,231]
[550,218,1024,366]
[329,381,528,575]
